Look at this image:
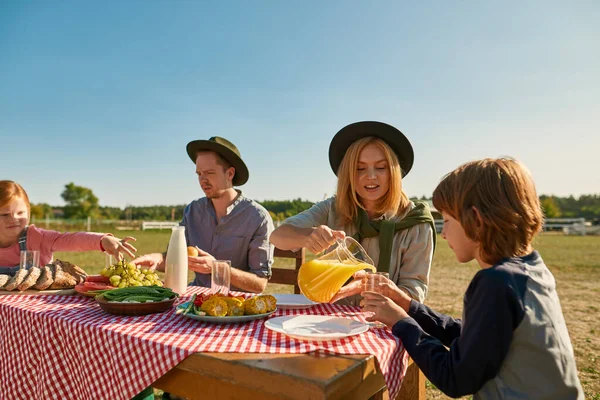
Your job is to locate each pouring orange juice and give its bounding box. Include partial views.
[298,237,376,303]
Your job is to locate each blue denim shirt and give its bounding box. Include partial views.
[180,192,274,291]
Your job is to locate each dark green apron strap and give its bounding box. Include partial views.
[377,220,396,273]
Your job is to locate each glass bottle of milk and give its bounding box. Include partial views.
[164,226,188,294]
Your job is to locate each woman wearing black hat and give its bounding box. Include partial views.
[270,121,436,304]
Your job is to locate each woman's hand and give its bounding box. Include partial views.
[188,248,215,274]
[330,270,396,303]
[101,235,137,259]
[304,225,345,254]
[361,291,409,328]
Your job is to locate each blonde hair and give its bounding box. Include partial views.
[0,180,31,215]
[432,157,543,265]
[335,137,410,225]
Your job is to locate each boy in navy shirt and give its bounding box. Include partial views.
[362,157,583,399]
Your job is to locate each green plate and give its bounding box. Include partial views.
[177,301,276,324]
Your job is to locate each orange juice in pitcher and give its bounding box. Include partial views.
[298,237,375,303]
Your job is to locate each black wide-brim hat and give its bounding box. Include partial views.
[328,121,414,177]
[186,136,249,186]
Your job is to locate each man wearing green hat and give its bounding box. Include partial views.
[133,136,274,293]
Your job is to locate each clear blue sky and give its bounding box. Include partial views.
[1,1,598,207]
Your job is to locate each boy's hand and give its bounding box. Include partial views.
[188,248,215,274]
[388,286,413,312]
[361,291,410,328]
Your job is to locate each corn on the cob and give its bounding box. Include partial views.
[200,297,228,316]
[217,296,244,316]
[244,296,269,315]
[261,295,277,312]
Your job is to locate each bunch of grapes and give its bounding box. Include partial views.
[100,260,163,289]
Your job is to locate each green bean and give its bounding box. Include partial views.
[183,294,197,315]
[121,295,165,302]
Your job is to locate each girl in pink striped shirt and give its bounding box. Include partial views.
[0,180,137,275]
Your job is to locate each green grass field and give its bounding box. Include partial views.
[55,231,600,399]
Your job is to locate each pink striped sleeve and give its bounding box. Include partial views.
[27,225,105,265]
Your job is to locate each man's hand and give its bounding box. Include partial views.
[304,225,346,254]
[188,248,215,274]
[361,291,410,328]
[131,253,163,271]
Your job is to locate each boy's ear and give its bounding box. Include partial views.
[472,206,484,229]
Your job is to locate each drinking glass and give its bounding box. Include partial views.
[105,252,126,268]
[363,272,390,292]
[362,272,390,318]
[105,253,115,268]
[20,250,40,270]
[211,260,231,295]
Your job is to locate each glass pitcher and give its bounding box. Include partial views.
[297,237,376,303]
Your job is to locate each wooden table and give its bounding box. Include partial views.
[0,287,424,400]
[153,351,425,400]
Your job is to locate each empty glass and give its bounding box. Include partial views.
[211,260,231,295]
[105,253,115,268]
[363,272,390,292]
[20,250,40,270]
[362,272,390,318]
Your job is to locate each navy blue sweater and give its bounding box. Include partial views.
[392,254,531,397]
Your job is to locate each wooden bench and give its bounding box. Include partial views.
[269,247,305,294]
[268,247,426,400]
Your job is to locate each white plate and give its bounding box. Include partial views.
[177,301,276,324]
[272,294,318,309]
[265,315,369,341]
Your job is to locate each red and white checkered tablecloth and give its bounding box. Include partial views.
[0,287,408,400]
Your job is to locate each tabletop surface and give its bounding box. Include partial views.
[0,287,408,400]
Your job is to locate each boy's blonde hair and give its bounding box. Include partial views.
[335,137,410,225]
[432,158,543,265]
[0,180,31,214]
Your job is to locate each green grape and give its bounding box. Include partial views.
[109,275,121,286]
[103,262,163,288]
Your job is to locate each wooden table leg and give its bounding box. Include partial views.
[153,351,389,400]
[395,357,425,400]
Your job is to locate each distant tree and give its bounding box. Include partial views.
[259,199,314,220]
[99,206,123,220]
[540,196,561,218]
[61,183,100,219]
[30,203,53,219]
[578,194,600,220]
[128,205,186,221]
